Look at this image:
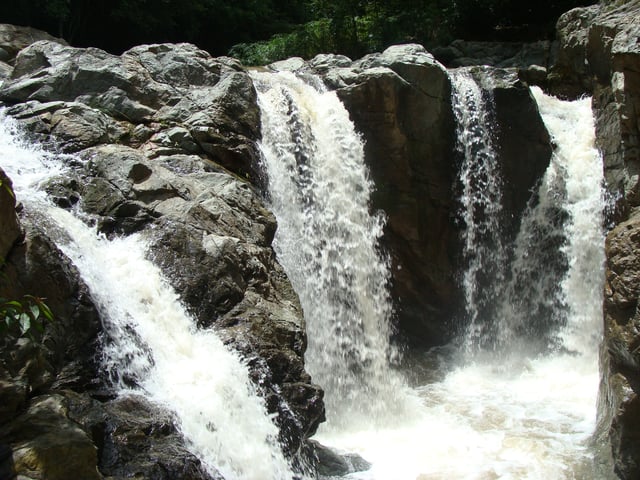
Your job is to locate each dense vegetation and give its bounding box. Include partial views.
[2,0,595,64]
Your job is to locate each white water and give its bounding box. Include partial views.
[450,69,508,352]
[253,71,418,432]
[254,71,610,479]
[0,111,297,480]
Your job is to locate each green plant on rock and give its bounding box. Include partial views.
[1,175,54,339]
[0,295,54,340]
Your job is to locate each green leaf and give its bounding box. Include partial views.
[19,313,31,334]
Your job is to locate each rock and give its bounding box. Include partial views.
[0,35,323,470]
[464,66,553,239]
[268,57,307,72]
[0,167,21,259]
[17,136,324,454]
[308,45,551,347]
[0,41,261,180]
[518,64,548,86]
[309,440,371,477]
[432,39,553,70]
[65,392,220,480]
[602,207,640,479]
[0,24,67,61]
[312,44,458,346]
[0,394,101,480]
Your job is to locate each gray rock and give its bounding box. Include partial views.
[0,394,102,480]
[0,24,67,61]
[268,56,307,72]
[0,35,324,474]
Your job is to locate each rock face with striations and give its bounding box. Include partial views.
[0,29,323,479]
[550,1,640,478]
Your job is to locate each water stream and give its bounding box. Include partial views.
[255,70,611,479]
[252,71,418,432]
[0,111,297,480]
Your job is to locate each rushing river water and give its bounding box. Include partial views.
[255,70,613,479]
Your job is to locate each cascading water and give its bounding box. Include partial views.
[0,111,298,480]
[252,71,416,431]
[450,68,508,352]
[254,68,612,479]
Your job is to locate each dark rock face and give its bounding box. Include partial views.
[0,29,323,479]
[550,1,640,477]
[468,67,553,240]
[0,167,21,259]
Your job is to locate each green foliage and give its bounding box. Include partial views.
[1,0,596,62]
[230,19,333,65]
[0,295,54,340]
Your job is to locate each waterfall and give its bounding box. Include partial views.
[252,71,416,431]
[450,68,508,351]
[0,111,297,480]
[257,70,607,478]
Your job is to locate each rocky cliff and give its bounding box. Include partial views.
[549,1,640,478]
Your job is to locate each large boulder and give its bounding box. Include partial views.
[602,208,640,480]
[0,41,262,180]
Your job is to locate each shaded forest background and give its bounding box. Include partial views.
[2,0,595,64]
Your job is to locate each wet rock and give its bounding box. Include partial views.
[65,392,220,480]
[463,66,553,239]
[309,440,371,478]
[0,394,102,480]
[0,167,21,259]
